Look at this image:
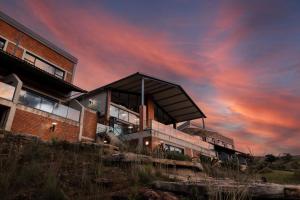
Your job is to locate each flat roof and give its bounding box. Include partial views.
[0,10,78,63]
[0,50,85,93]
[88,72,206,123]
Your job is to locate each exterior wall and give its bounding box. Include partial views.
[146,97,155,127]
[10,106,79,142]
[5,42,24,58]
[82,109,97,140]
[80,91,107,115]
[0,19,75,83]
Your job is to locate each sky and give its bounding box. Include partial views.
[1,0,300,155]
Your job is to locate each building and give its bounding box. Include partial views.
[77,72,217,158]
[0,11,97,142]
[178,121,249,164]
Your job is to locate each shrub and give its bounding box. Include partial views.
[265,154,277,163]
[259,167,273,174]
[165,151,192,161]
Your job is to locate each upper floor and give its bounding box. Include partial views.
[78,72,206,132]
[0,11,77,83]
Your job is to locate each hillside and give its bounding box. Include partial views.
[1,131,300,200]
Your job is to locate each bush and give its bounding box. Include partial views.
[259,167,273,174]
[265,154,277,163]
[165,151,192,161]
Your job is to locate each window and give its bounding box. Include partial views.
[164,144,184,154]
[0,37,6,50]
[110,105,119,118]
[24,52,65,79]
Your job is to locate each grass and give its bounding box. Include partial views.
[259,170,300,184]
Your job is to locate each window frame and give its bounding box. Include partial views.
[0,37,6,50]
[24,52,65,80]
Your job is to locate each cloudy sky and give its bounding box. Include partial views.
[1,0,300,155]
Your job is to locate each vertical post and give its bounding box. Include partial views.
[202,117,205,129]
[141,78,144,105]
[139,78,146,131]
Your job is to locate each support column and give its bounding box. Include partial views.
[173,123,177,129]
[202,117,205,129]
[139,78,146,130]
[105,90,111,125]
[3,73,23,131]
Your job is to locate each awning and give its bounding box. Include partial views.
[101,72,206,122]
[0,50,86,94]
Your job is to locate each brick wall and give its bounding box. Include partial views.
[5,42,24,58]
[11,108,79,142]
[0,19,75,83]
[82,109,97,140]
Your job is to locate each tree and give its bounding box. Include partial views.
[282,153,292,162]
[265,154,277,163]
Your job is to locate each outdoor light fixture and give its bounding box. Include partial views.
[145,140,150,146]
[50,122,57,132]
[128,125,133,129]
[103,140,108,144]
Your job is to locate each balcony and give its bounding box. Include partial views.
[19,90,81,122]
[150,120,216,157]
[0,82,15,101]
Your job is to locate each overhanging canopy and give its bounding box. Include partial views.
[0,50,86,94]
[100,72,206,122]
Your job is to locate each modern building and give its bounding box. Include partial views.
[178,121,249,163]
[77,72,217,158]
[0,11,97,142]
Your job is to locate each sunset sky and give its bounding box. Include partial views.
[1,0,299,155]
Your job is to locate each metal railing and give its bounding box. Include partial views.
[0,82,15,101]
[150,120,216,157]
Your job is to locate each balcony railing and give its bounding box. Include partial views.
[109,103,139,125]
[0,82,15,101]
[150,120,216,157]
[19,90,80,122]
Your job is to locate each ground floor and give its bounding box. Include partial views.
[0,73,98,142]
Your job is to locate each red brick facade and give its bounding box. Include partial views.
[82,109,97,140]
[11,108,80,142]
[0,19,75,83]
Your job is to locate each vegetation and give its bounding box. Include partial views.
[247,153,300,184]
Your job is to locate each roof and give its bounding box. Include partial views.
[0,50,86,93]
[179,121,234,145]
[87,72,206,122]
[0,10,78,63]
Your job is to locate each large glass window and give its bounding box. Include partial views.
[109,104,139,125]
[0,37,6,50]
[110,105,119,118]
[19,90,80,121]
[164,144,184,154]
[24,52,65,80]
[119,109,128,121]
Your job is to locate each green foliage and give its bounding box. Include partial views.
[265,154,277,163]
[282,153,293,162]
[40,173,65,200]
[258,167,273,174]
[165,151,192,161]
